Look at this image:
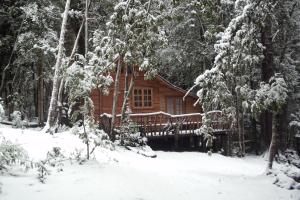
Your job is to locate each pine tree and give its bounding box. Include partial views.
[193,0,291,158]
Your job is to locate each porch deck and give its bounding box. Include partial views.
[99,111,232,153]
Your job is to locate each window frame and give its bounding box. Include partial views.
[132,87,154,109]
[166,96,184,115]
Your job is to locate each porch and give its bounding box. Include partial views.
[99,111,232,154]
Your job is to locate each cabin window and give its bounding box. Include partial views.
[167,97,183,115]
[133,88,153,108]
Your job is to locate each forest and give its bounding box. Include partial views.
[0,0,300,199]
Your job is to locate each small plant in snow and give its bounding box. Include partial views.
[46,147,65,171]
[71,119,113,161]
[36,160,50,183]
[69,148,86,165]
[0,137,29,172]
[36,147,66,183]
[10,111,22,128]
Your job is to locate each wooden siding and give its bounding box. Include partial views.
[91,71,201,118]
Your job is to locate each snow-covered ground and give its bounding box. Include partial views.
[0,126,299,200]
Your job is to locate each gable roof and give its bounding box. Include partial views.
[155,75,198,99]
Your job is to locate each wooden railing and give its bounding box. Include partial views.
[99,111,229,137]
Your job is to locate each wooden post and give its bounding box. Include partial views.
[174,123,179,150]
[189,134,194,148]
[226,130,232,156]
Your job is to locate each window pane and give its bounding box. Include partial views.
[167,97,174,114]
[175,98,183,114]
[134,89,143,107]
[143,89,152,107]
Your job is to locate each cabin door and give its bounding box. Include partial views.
[167,97,183,115]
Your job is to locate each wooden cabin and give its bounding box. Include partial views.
[91,69,201,118]
[90,68,232,154]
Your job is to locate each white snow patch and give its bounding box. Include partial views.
[0,126,299,200]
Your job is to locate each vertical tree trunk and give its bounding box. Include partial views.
[121,64,129,122]
[261,15,274,146]
[85,0,89,59]
[268,112,278,169]
[56,17,86,127]
[84,0,91,160]
[82,116,89,160]
[121,65,136,121]
[110,57,122,137]
[37,51,44,125]
[44,0,71,132]
[235,85,245,156]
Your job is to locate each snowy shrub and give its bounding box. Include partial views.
[116,131,147,148]
[278,149,300,168]
[71,121,113,160]
[69,148,86,165]
[196,114,215,154]
[0,138,29,172]
[288,112,300,147]
[46,147,65,171]
[10,111,22,128]
[116,108,147,147]
[273,172,300,190]
[36,147,66,183]
[36,160,50,183]
[269,149,300,189]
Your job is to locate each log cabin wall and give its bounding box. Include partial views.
[91,70,201,119]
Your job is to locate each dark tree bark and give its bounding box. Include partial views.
[261,15,274,147]
[268,112,278,169]
[37,51,44,125]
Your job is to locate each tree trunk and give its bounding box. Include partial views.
[261,15,274,146]
[121,66,135,121]
[44,0,71,132]
[56,17,86,127]
[85,0,89,59]
[110,57,122,137]
[82,117,90,160]
[235,85,245,156]
[268,112,278,169]
[37,51,44,125]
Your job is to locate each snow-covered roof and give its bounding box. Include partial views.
[156,75,198,99]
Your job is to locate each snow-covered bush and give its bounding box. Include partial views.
[269,149,300,189]
[36,160,50,183]
[116,107,147,147]
[36,147,66,183]
[196,114,215,155]
[10,111,22,128]
[69,148,86,165]
[288,112,300,148]
[46,147,65,170]
[0,138,29,172]
[71,119,113,160]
